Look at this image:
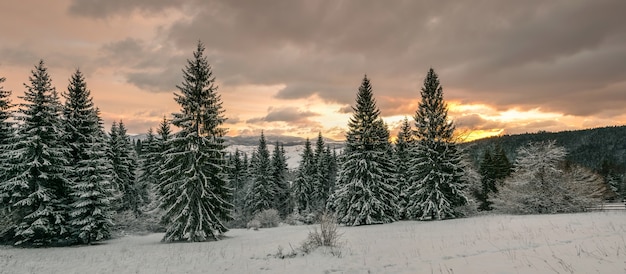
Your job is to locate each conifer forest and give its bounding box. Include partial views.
[0,42,623,250]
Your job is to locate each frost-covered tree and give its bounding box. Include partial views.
[138,128,159,204]
[492,141,606,214]
[405,68,467,220]
[0,77,13,196]
[62,69,114,244]
[270,142,290,217]
[292,138,315,213]
[331,76,398,226]
[0,61,71,246]
[158,42,231,242]
[394,117,413,219]
[227,149,249,221]
[246,132,274,215]
[108,120,140,214]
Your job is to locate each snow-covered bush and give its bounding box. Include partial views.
[491,141,606,214]
[253,209,281,228]
[246,219,261,230]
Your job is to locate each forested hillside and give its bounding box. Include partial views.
[465,126,626,169]
[464,126,626,196]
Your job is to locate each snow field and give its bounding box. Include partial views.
[1,211,625,273]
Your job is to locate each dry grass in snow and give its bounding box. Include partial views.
[1,212,625,273]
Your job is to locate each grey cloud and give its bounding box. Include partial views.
[159,0,626,120]
[126,66,180,93]
[247,106,319,124]
[337,105,352,114]
[455,114,503,131]
[68,0,188,18]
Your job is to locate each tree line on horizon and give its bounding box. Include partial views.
[0,41,616,247]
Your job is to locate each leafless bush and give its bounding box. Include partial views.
[304,212,342,248]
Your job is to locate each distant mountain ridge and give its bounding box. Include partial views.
[464,125,626,172]
[130,133,344,148]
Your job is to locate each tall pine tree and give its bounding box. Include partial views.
[292,138,316,213]
[158,42,231,242]
[405,68,468,220]
[108,120,140,214]
[394,117,413,219]
[0,61,71,246]
[246,132,274,215]
[331,76,398,226]
[0,77,13,202]
[62,69,115,244]
[270,141,290,217]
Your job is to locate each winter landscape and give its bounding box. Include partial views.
[2,1,626,274]
[1,212,625,273]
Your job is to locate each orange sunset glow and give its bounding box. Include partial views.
[1,1,625,142]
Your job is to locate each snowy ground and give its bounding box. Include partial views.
[1,212,625,273]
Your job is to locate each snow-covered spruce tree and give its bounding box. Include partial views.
[158,42,231,242]
[62,69,115,244]
[245,132,274,215]
[405,68,468,220]
[270,141,290,217]
[477,148,496,210]
[476,144,512,211]
[108,120,141,215]
[491,141,606,214]
[394,117,413,219]
[0,61,71,246]
[227,149,249,223]
[138,128,159,204]
[331,76,398,226]
[312,132,334,212]
[292,138,316,213]
[0,77,14,200]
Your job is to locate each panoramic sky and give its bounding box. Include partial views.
[1,0,625,141]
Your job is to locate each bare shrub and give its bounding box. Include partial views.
[271,212,344,259]
[253,209,281,228]
[304,212,342,248]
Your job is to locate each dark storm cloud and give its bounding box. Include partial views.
[162,0,626,118]
[67,0,626,119]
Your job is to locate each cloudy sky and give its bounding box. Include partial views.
[1,0,625,141]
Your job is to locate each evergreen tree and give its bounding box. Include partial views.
[292,138,316,213]
[246,132,274,215]
[108,120,140,214]
[138,128,159,206]
[152,116,172,200]
[0,61,71,246]
[158,42,231,242]
[394,117,413,219]
[0,77,13,201]
[477,148,495,210]
[492,143,512,180]
[62,69,115,244]
[405,68,468,220]
[156,116,172,155]
[331,76,398,226]
[270,142,290,217]
[312,132,332,211]
[227,149,248,219]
